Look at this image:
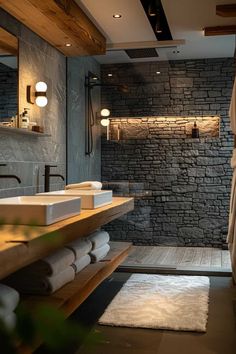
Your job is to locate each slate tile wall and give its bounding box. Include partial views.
[67,57,101,183]
[101,58,234,247]
[0,9,66,196]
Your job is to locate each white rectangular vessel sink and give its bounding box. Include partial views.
[38,190,113,209]
[0,195,81,225]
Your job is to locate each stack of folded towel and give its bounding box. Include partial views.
[3,231,110,296]
[4,248,76,295]
[88,230,110,263]
[65,181,102,190]
[66,238,92,273]
[0,284,20,330]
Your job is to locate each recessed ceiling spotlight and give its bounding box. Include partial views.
[65,43,72,47]
[108,73,113,77]
[156,71,161,74]
[148,1,157,17]
[113,14,122,18]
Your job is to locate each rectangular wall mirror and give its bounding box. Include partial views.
[0,27,18,126]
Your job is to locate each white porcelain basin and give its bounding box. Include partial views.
[37,190,113,209]
[0,195,81,225]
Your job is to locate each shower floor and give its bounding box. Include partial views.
[119,246,232,275]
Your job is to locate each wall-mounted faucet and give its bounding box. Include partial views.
[44,165,65,192]
[0,164,21,184]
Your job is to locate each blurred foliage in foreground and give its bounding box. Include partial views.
[0,303,99,354]
[0,217,100,353]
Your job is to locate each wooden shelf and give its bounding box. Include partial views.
[22,241,132,316]
[0,126,50,137]
[17,241,131,354]
[0,197,134,279]
[0,197,134,354]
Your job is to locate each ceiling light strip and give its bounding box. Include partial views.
[106,40,185,51]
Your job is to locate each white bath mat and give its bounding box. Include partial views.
[99,274,210,332]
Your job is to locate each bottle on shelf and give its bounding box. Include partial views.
[20,108,30,129]
[10,115,17,128]
[191,121,199,138]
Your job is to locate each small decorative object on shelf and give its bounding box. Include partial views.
[19,108,30,129]
[32,125,44,133]
[0,121,11,127]
[117,124,121,141]
[10,116,18,128]
[191,121,199,138]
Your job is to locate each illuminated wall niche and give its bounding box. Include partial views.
[107,116,220,141]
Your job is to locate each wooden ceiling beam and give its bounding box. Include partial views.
[0,0,106,56]
[204,25,236,36]
[0,27,18,55]
[216,4,236,17]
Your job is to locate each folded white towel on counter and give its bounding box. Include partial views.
[0,284,20,311]
[0,311,17,330]
[66,238,92,259]
[72,254,91,273]
[22,248,75,276]
[90,243,110,263]
[89,230,110,250]
[4,267,75,295]
[65,181,102,190]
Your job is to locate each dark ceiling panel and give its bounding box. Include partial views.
[140,0,172,41]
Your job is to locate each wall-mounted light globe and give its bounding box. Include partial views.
[35,81,47,92]
[35,81,48,107]
[35,96,48,107]
[101,118,110,127]
[100,108,110,117]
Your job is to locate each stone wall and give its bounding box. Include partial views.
[101,58,235,247]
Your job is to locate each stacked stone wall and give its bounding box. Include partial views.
[101,59,234,247]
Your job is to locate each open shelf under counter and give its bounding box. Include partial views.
[0,126,51,137]
[22,241,132,317]
[16,241,131,354]
[0,197,134,279]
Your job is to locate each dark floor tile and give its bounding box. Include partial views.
[38,274,236,354]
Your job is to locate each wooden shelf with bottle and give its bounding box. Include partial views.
[0,126,50,137]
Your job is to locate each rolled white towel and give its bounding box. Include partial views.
[0,311,17,331]
[4,267,75,295]
[0,284,20,312]
[66,238,92,259]
[90,243,110,263]
[89,230,110,250]
[20,248,75,276]
[72,254,91,273]
[65,181,102,190]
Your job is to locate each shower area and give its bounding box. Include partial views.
[100,58,234,273]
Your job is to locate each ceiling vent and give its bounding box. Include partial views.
[125,48,159,59]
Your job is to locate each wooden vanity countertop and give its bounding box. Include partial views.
[0,197,134,279]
